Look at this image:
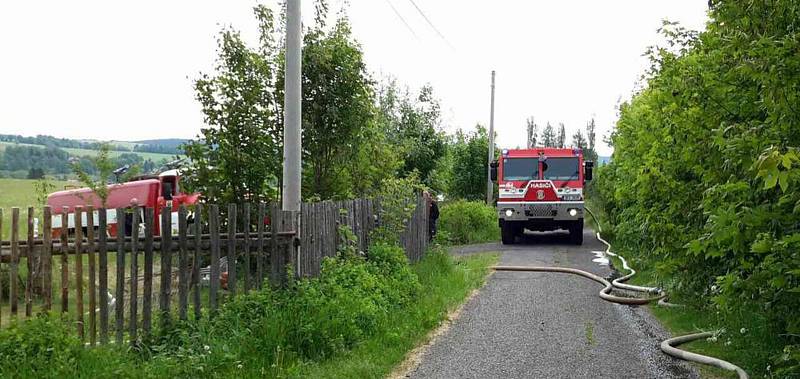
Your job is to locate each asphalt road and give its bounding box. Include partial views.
[408,228,698,379]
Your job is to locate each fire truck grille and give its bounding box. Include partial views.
[525,204,558,218]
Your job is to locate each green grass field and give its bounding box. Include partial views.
[0,178,74,238]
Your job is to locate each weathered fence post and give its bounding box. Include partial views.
[25,207,34,317]
[178,205,188,321]
[129,206,139,343]
[0,208,4,325]
[42,206,53,312]
[159,206,173,325]
[86,206,97,346]
[209,204,220,314]
[74,206,85,341]
[256,203,265,289]
[60,206,69,315]
[243,203,251,293]
[227,203,237,297]
[10,207,19,318]
[115,207,125,345]
[98,209,109,344]
[192,204,202,320]
[143,207,154,336]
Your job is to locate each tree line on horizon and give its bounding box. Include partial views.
[523,117,598,162]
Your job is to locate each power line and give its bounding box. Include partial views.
[384,0,419,40]
[406,0,454,50]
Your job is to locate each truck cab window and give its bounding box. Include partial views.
[542,158,579,181]
[503,158,539,181]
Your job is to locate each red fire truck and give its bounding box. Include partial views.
[47,169,200,238]
[490,147,593,245]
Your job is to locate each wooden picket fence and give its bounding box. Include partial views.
[0,195,430,345]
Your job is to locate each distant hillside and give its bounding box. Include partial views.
[133,139,188,150]
[0,134,185,179]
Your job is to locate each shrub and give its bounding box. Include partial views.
[0,314,84,376]
[437,200,498,245]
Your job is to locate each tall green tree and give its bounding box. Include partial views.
[183,5,281,205]
[571,129,587,150]
[376,80,447,192]
[557,123,566,148]
[526,117,538,148]
[449,125,490,200]
[276,16,377,200]
[540,122,556,147]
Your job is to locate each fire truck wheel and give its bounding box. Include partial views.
[569,220,584,245]
[501,223,516,245]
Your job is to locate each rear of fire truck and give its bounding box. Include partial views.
[490,147,594,245]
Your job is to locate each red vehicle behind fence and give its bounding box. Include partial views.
[47,169,200,238]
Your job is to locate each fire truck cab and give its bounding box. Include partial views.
[491,147,593,245]
[47,169,200,238]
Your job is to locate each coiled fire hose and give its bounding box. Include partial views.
[491,208,748,379]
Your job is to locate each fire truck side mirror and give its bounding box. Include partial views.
[584,161,594,181]
[162,182,174,200]
[490,160,499,182]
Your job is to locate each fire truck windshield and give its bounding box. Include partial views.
[542,157,579,181]
[502,158,538,181]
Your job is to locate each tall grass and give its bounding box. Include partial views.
[0,244,498,378]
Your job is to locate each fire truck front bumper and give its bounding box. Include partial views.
[497,201,584,222]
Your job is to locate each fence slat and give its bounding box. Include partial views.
[98,209,109,344]
[25,207,34,317]
[227,203,237,297]
[129,207,139,342]
[192,204,202,320]
[42,206,52,313]
[115,207,125,345]
[0,209,3,325]
[256,203,265,289]
[10,207,19,318]
[74,206,84,341]
[86,206,96,346]
[143,207,154,336]
[178,205,188,321]
[209,205,220,313]
[159,206,172,324]
[243,203,250,293]
[269,205,280,286]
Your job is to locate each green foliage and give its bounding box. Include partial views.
[437,200,498,245]
[182,5,280,205]
[276,17,378,200]
[595,2,800,374]
[371,174,426,244]
[540,122,556,147]
[449,125,491,201]
[71,143,117,207]
[0,315,89,376]
[377,80,448,193]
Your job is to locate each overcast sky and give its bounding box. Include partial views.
[0,1,709,155]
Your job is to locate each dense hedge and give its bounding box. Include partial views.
[437,200,498,245]
[594,1,799,374]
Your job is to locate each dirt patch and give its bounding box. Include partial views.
[387,272,494,379]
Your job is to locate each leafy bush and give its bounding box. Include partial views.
[0,315,82,374]
[437,200,498,245]
[595,2,800,374]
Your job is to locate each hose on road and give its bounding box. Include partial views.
[490,207,748,379]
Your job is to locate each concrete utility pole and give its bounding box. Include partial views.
[282,0,302,212]
[486,70,496,205]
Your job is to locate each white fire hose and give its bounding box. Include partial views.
[491,207,748,379]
